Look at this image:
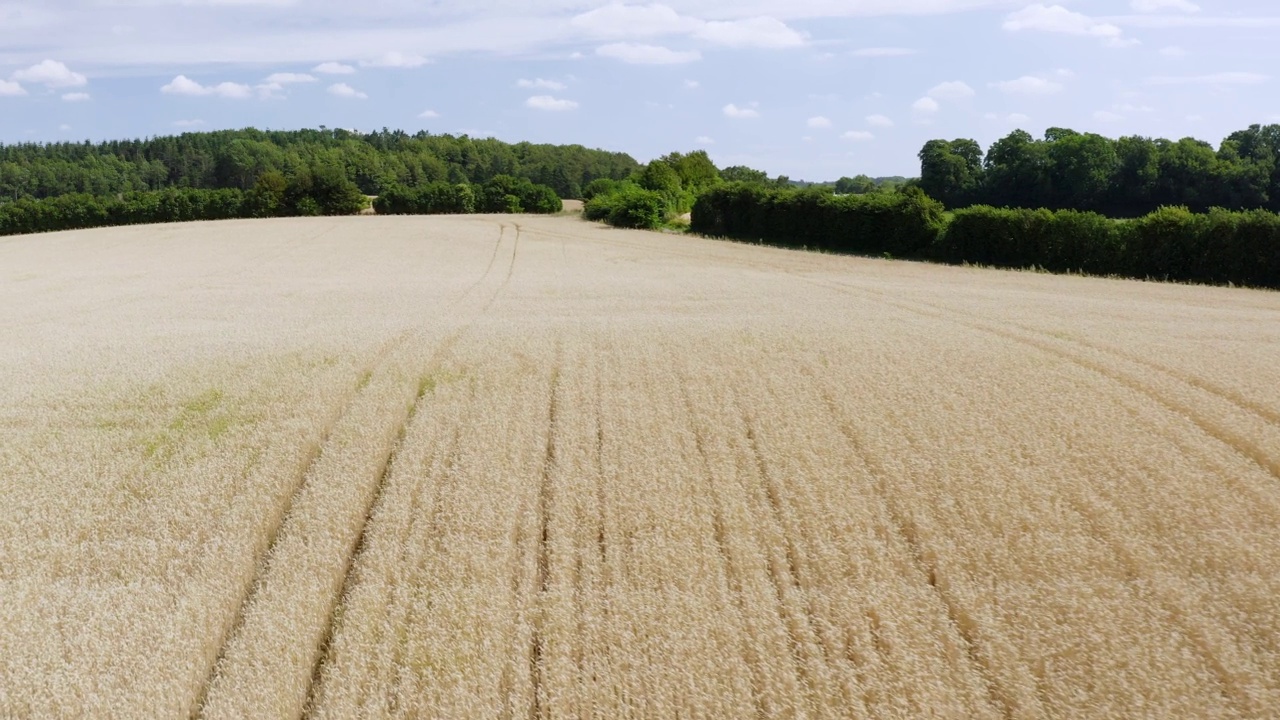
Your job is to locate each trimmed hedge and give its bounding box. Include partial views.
[935,206,1125,275]
[691,183,946,257]
[690,185,1280,289]
[1125,206,1280,287]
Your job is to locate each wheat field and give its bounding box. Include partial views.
[1,215,1278,719]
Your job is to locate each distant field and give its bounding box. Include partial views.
[2,215,1279,718]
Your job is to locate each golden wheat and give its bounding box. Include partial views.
[1,214,1278,718]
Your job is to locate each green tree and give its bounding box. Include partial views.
[1046,131,1118,211]
[637,161,688,213]
[918,139,984,207]
[720,166,770,184]
[660,150,721,195]
[834,175,877,194]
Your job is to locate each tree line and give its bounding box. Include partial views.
[0,127,638,202]
[919,124,1280,216]
[0,165,370,236]
[373,176,562,215]
[692,184,1280,289]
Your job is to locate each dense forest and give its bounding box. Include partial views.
[918,124,1280,216]
[0,127,639,202]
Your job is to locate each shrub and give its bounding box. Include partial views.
[582,179,620,201]
[477,176,561,214]
[524,184,563,214]
[583,186,664,229]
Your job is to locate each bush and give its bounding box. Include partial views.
[583,186,665,229]
[374,182,478,215]
[476,175,562,214]
[524,184,564,214]
[582,178,620,201]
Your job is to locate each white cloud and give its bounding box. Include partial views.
[264,72,316,84]
[807,115,832,128]
[684,79,700,89]
[912,96,939,113]
[313,62,356,75]
[853,47,917,57]
[1159,45,1187,56]
[596,43,701,64]
[1100,15,1280,29]
[695,135,715,144]
[1094,110,1124,122]
[0,80,26,97]
[59,123,72,131]
[173,119,205,128]
[723,103,760,118]
[1003,4,1135,47]
[1115,103,1155,112]
[866,114,894,127]
[526,95,578,111]
[255,82,285,99]
[1131,0,1199,12]
[361,51,429,68]
[842,130,874,141]
[1147,72,1268,85]
[928,80,975,100]
[327,82,368,99]
[573,5,804,48]
[418,109,440,118]
[211,82,253,99]
[993,75,1065,94]
[11,60,88,88]
[161,75,252,99]
[159,75,205,95]
[62,92,90,102]
[517,78,566,91]
[0,2,1078,71]
[984,112,1031,123]
[693,17,807,48]
[570,4,691,38]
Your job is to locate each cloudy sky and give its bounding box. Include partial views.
[0,1,1275,179]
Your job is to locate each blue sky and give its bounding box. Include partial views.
[1,1,1276,179]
